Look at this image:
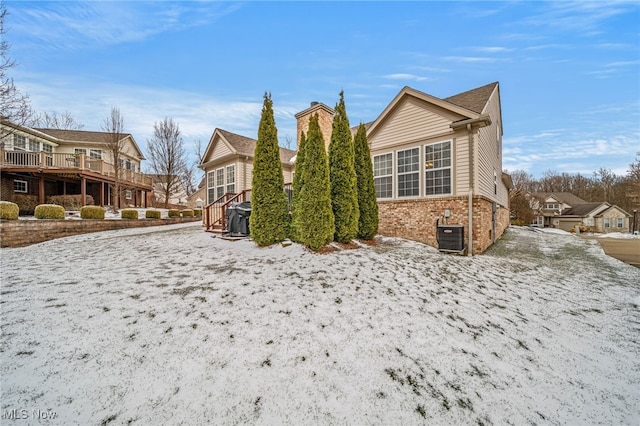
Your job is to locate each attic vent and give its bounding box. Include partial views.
[310,101,319,107]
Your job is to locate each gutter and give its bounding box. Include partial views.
[467,123,474,256]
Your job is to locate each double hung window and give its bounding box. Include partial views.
[425,141,451,196]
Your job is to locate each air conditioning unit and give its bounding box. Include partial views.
[437,224,465,252]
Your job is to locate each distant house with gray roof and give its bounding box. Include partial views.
[530,192,631,232]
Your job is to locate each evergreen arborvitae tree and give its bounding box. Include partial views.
[329,90,359,243]
[298,114,334,251]
[354,123,378,240]
[290,131,307,242]
[249,92,290,246]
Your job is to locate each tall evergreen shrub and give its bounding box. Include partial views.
[297,114,334,250]
[290,131,307,242]
[354,123,379,240]
[328,90,359,243]
[249,92,290,246]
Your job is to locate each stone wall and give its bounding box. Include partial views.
[0,216,201,248]
[377,195,509,254]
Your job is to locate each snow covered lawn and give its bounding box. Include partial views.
[1,224,639,425]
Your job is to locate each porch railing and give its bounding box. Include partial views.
[0,149,152,187]
[203,182,293,232]
[203,190,252,231]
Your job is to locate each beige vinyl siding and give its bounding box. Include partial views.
[454,133,470,194]
[241,160,253,191]
[369,97,457,152]
[474,87,508,206]
[207,138,233,163]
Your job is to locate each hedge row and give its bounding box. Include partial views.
[0,202,200,221]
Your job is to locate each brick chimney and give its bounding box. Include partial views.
[294,101,334,152]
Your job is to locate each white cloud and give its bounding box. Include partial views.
[382,73,430,82]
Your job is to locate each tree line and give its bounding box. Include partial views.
[508,160,640,225]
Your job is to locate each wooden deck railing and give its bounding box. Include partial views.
[203,190,252,231]
[203,183,293,232]
[0,149,153,187]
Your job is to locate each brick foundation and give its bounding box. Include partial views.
[0,216,201,248]
[377,195,509,254]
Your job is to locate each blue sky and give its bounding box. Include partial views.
[5,1,639,178]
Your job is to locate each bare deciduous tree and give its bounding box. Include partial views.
[147,117,187,209]
[32,111,84,130]
[0,1,33,139]
[102,107,126,212]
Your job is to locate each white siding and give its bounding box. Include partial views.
[369,97,457,152]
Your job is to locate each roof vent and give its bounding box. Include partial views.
[310,101,319,107]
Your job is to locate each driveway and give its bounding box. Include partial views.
[582,236,640,268]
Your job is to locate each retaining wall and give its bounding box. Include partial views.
[0,216,202,248]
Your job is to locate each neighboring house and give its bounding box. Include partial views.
[149,174,188,208]
[529,192,588,227]
[0,121,152,210]
[530,192,631,232]
[201,82,511,254]
[187,177,206,209]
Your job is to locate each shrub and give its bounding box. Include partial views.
[249,92,290,246]
[34,204,65,219]
[290,131,308,242]
[329,90,359,243]
[145,209,161,219]
[47,194,94,210]
[181,209,194,217]
[81,205,105,219]
[193,209,202,216]
[121,209,139,219]
[354,122,378,240]
[0,201,19,220]
[168,209,181,218]
[297,113,335,251]
[13,194,38,215]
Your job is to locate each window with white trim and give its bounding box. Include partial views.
[42,144,53,153]
[13,134,26,151]
[604,218,611,229]
[616,217,624,228]
[226,165,235,194]
[216,168,224,199]
[545,203,560,210]
[90,149,103,159]
[207,171,216,204]
[397,148,420,197]
[28,139,39,152]
[14,180,27,193]
[425,141,451,196]
[125,190,132,200]
[75,148,87,155]
[373,153,393,199]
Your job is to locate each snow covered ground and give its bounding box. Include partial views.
[1,224,638,425]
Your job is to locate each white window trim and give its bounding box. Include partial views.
[215,167,225,199]
[604,218,611,229]
[125,190,132,200]
[373,152,394,199]
[14,179,28,193]
[424,139,453,197]
[226,165,236,194]
[396,147,420,198]
[616,217,624,228]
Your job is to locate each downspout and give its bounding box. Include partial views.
[467,123,474,256]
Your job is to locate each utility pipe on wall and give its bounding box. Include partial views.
[467,123,474,256]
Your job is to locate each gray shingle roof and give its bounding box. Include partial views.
[562,202,607,216]
[217,129,297,163]
[443,82,499,113]
[34,128,130,143]
[531,192,588,206]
